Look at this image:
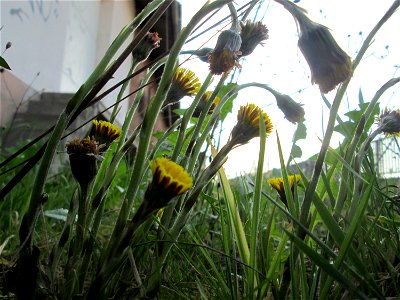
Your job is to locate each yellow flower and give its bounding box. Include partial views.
[268,174,301,207]
[149,157,193,200]
[239,20,269,57]
[66,137,99,186]
[275,93,305,124]
[166,68,201,102]
[229,104,273,146]
[193,91,221,117]
[208,29,242,75]
[91,120,121,147]
[276,0,352,93]
[376,108,400,137]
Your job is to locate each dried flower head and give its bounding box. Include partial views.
[376,108,400,137]
[230,103,273,146]
[275,93,305,124]
[66,137,99,186]
[66,137,99,155]
[132,32,161,61]
[166,68,201,102]
[193,91,221,117]
[208,29,242,75]
[239,20,269,57]
[91,120,121,148]
[268,174,301,208]
[275,0,352,93]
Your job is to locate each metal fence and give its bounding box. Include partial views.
[373,137,400,178]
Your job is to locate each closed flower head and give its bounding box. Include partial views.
[166,67,201,102]
[193,91,221,117]
[377,108,400,137]
[229,103,273,146]
[132,32,161,61]
[275,93,305,124]
[275,0,352,93]
[91,120,121,149]
[66,137,99,186]
[239,20,269,57]
[268,174,301,207]
[208,29,242,75]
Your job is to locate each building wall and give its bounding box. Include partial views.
[1,0,135,126]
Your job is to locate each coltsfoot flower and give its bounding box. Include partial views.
[91,120,121,149]
[275,93,305,124]
[145,157,193,207]
[132,32,161,62]
[166,68,201,102]
[268,174,301,208]
[208,29,242,75]
[66,137,99,186]
[229,103,273,146]
[193,91,221,117]
[239,20,269,57]
[376,108,400,137]
[275,0,352,93]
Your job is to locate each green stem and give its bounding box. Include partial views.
[171,72,213,161]
[228,3,239,31]
[110,60,139,123]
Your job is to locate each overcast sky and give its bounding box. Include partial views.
[178,0,400,177]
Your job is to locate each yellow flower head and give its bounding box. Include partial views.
[208,29,242,75]
[66,137,99,186]
[376,108,400,137]
[92,120,121,147]
[275,0,352,93]
[166,68,201,102]
[230,103,273,146]
[268,174,301,207]
[149,157,193,200]
[239,20,269,57]
[193,91,221,117]
[275,93,305,124]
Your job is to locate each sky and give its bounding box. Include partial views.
[178,0,400,177]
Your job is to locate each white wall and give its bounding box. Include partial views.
[1,0,135,124]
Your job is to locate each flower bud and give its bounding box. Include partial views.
[66,138,99,186]
[208,29,242,75]
[239,20,269,57]
[132,32,161,62]
[275,0,352,93]
[268,174,301,208]
[275,93,305,124]
[376,108,400,136]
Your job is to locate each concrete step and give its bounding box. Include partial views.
[25,92,73,116]
[13,113,59,130]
